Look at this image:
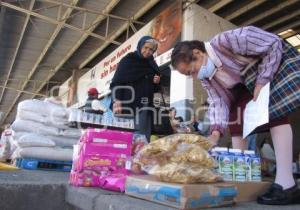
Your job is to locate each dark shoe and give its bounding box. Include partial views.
[257,183,300,205]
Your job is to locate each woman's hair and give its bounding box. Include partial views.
[137,36,158,54]
[171,40,206,68]
[169,107,176,111]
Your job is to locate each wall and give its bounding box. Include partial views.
[170,4,235,125]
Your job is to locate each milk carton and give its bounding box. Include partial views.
[230,149,246,182]
[244,150,262,181]
[218,147,233,181]
[209,147,218,162]
[209,147,218,174]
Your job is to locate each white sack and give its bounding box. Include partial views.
[59,128,81,138]
[17,133,56,148]
[17,110,69,129]
[46,135,78,148]
[11,119,59,136]
[12,147,73,161]
[12,131,30,141]
[17,110,47,123]
[18,99,67,118]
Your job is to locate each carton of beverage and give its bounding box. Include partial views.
[218,147,233,181]
[230,149,246,182]
[244,150,262,181]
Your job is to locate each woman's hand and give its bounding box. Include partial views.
[207,130,220,148]
[153,74,160,84]
[113,100,122,114]
[253,83,264,101]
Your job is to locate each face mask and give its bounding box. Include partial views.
[197,57,216,80]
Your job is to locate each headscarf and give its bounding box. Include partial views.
[136,36,158,58]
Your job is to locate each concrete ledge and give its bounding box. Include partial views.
[0,183,73,210]
[65,185,176,210]
[95,194,177,210]
[65,186,120,210]
[1,170,300,210]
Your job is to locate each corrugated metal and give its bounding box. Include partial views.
[1,0,300,126]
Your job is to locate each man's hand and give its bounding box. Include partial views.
[207,130,220,148]
[113,100,122,114]
[253,83,264,101]
[153,75,160,84]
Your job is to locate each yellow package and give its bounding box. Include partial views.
[148,162,221,184]
[170,143,216,168]
[156,134,212,150]
[0,162,19,171]
[136,134,211,159]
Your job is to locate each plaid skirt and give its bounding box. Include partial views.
[228,84,289,136]
[242,41,300,120]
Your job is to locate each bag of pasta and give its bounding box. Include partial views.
[148,162,221,184]
[156,133,212,150]
[131,134,216,179]
[134,134,212,161]
[170,143,216,168]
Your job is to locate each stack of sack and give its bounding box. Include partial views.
[10,98,81,162]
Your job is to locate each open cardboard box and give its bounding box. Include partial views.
[125,175,237,210]
[228,181,271,202]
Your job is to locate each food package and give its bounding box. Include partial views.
[132,134,219,183]
[132,134,148,156]
[70,169,126,192]
[148,162,221,184]
[170,143,216,168]
[134,134,212,166]
[70,129,134,192]
[0,162,19,171]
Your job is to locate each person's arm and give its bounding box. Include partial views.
[201,80,229,138]
[215,26,283,86]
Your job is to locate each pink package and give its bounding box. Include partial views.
[70,170,127,192]
[70,129,133,192]
[81,128,133,144]
[81,137,132,157]
[70,170,101,187]
[76,153,130,173]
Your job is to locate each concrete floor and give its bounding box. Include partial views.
[0,170,300,210]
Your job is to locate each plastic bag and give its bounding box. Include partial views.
[0,132,16,161]
[0,162,19,171]
[132,134,219,183]
[134,133,211,163]
[170,143,216,168]
[132,134,148,155]
[0,136,10,162]
[148,162,221,184]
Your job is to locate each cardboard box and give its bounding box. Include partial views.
[125,175,237,209]
[229,181,271,202]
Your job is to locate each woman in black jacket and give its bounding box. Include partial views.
[110,36,160,141]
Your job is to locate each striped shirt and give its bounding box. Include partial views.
[201,26,283,135]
